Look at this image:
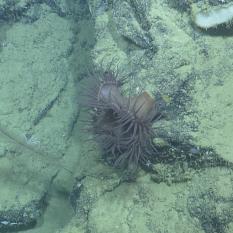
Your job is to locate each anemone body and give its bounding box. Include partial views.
[84,70,159,170]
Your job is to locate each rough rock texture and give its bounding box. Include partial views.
[0,1,77,232]
[0,3,76,156]
[187,168,233,233]
[0,0,68,22]
[57,0,233,233]
[1,0,233,233]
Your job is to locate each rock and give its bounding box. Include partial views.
[87,0,108,16]
[0,153,51,232]
[58,174,200,233]
[113,1,154,50]
[0,194,47,232]
[0,0,68,22]
[0,2,76,232]
[187,168,233,233]
[0,5,75,156]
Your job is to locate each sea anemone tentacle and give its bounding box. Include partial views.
[81,68,161,172]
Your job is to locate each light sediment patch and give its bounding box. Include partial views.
[194,3,233,29]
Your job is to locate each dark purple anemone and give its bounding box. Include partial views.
[82,69,160,171]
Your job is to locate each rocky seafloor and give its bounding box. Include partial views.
[0,0,233,233]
